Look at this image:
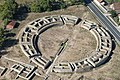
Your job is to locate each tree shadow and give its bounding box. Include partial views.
[14,13,28,21]
[0,50,8,58]
[14,4,29,21]
[84,0,92,4]
[14,22,20,28]
[4,33,16,37]
[0,39,18,51]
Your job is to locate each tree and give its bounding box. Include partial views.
[63,0,84,6]
[3,18,9,26]
[29,0,53,12]
[54,0,66,9]
[39,0,52,11]
[69,0,76,5]
[0,0,18,20]
[30,1,41,12]
[110,10,118,18]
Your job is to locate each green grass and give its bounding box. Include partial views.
[0,0,34,5]
[15,0,34,4]
[107,0,120,3]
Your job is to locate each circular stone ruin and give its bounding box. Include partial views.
[19,15,112,74]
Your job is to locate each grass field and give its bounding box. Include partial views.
[107,0,120,2]
[15,0,34,4]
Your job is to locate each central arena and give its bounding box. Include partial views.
[38,24,96,62]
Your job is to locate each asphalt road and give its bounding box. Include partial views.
[85,0,120,44]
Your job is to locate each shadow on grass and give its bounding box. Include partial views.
[2,39,18,49]
[0,39,18,57]
[14,13,28,21]
[5,33,16,37]
[0,50,8,57]
[14,22,20,28]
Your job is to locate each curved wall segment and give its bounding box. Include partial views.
[19,15,112,73]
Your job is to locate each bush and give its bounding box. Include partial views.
[29,0,84,13]
[110,10,118,18]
